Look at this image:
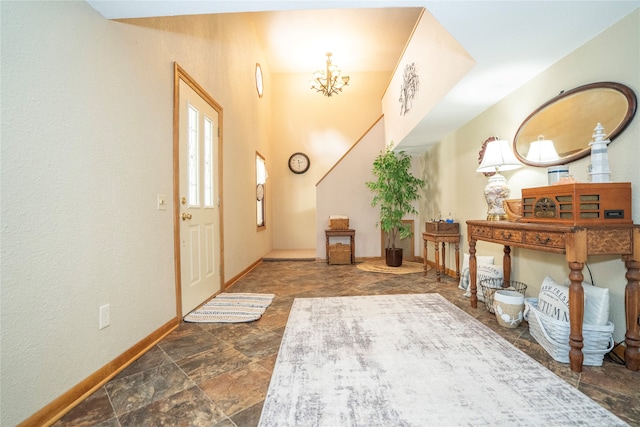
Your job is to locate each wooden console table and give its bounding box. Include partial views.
[466,220,640,373]
[422,231,461,281]
[325,229,355,264]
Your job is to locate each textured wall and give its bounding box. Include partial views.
[421,9,639,343]
[0,3,271,425]
[382,9,475,151]
[270,71,390,250]
[315,118,386,258]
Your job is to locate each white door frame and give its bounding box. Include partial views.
[173,63,224,318]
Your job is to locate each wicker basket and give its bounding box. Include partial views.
[329,216,349,230]
[329,243,351,265]
[479,278,527,314]
[524,298,614,366]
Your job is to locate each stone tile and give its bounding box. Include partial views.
[577,377,640,425]
[105,362,195,416]
[117,386,228,427]
[212,418,239,427]
[233,328,282,360]
[200,363,272,417]
[229,401,264,427]
[177,344,252,384]
[61,260,640,426]
[115,345,173,380]
[268,296,295,311]
[158,324,226,362]
[253,307,290,330]
[92,418,121,427]
[52,387,115,427]
[256,353,278,372]
[199,321,266,342]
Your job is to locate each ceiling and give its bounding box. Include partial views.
[87,0,640,153]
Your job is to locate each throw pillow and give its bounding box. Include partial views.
[538,276,596,323]
[459,253,495,291]
[538,276,570,322]
[464,264,504,301]
[563,279,610,326]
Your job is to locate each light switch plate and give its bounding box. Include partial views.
[99,304,110,330]
[157,194,167,211]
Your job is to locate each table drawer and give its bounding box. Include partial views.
[524,231,565,249]
[469,225,492,239]
[492,228,523,244]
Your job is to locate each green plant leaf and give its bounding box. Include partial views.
[366,144,425,250]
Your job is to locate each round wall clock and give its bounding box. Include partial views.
[288,152,310,174]
[255,63,263,98]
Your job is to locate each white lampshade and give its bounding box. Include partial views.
[477,139,522,173]
[526,136,560,163]
[476,139,521,221]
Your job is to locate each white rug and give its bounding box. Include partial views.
[259,294,626,426]
[184,293,274,323]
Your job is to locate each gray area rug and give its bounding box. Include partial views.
[259,293,626,426]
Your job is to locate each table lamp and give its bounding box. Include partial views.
[476,139,522,220]
[526,136,560,163]
[526,136,567,185]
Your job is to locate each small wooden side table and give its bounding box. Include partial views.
[325,229,356,264]
[422,228,461,282]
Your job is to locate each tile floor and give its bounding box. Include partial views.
[55,260,639,426]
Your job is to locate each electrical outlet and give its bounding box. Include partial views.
[99,304,110,330]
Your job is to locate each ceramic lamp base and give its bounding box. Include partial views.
[483,173,510,221]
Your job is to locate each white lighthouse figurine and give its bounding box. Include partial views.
[589,123,611,183]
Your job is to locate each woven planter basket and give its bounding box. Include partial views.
[524,298,614,366]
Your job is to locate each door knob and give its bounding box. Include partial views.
[181,212,192,221]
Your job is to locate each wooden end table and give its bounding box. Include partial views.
[467,219,640,373]
[422,231,461,281]
[325,229,355,264]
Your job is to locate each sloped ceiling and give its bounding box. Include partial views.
[87,0,640,152]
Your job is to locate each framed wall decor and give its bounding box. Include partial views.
[255,63,264,98]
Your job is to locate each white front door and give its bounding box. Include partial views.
[178,78,221,315]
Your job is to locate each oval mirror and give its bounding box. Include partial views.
[513,82,636,167]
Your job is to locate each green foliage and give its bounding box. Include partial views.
[366,145,425,249]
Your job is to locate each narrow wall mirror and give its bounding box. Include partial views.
[513,82,636,167]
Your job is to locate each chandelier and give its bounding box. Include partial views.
[310,52,350,97]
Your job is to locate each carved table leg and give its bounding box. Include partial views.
[625,257,640,371]
[503,245,511,288]
[455,242,460,280]
[424,239,429,276]
[434,241,441,282]
[350,235,355,264]
[325,234,330,264]
[568,261,585,373]
[469,239,477,308]
[441,242,447,278]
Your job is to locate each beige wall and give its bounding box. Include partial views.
[316,118,386,258]
[382,9,475,149]
[270,71,391,249]
[420,9,639,343]
[2,2,638,424]
[1,3,272,424]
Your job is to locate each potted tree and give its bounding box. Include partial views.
[366,145,425,267]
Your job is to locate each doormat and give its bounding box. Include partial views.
[184,293,275,323]
[356,259,424,274]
